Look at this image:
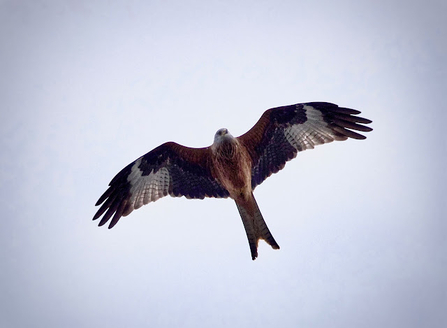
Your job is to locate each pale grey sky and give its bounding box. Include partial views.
[1,0,446,327]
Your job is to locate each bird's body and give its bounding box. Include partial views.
[210,128,279,259]
[211,129,252,200]
[93,102,372,260]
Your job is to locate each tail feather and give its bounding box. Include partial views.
[235,194,280,260]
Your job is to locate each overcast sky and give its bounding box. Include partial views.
[1,0,446,327]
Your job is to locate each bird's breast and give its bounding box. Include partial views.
[212,141,253,200]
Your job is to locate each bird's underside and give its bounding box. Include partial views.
[93,102,372,260]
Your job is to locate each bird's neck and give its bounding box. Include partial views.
[213,137,239,160]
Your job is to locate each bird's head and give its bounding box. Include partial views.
[212,128,238,156]
[213,128,234,144]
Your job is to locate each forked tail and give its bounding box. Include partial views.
[235,194,280,260]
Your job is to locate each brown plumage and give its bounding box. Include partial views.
[93,102,372,260]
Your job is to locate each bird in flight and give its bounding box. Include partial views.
[93,102,372,260]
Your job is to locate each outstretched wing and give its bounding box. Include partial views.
[237,102,373,189]
[93,142,229,229]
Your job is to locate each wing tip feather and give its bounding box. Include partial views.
[333,126,368,139]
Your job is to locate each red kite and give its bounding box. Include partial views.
[93,102,372,260]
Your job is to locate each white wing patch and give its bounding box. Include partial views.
[127,158,171,212]
[284,105,342,151]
